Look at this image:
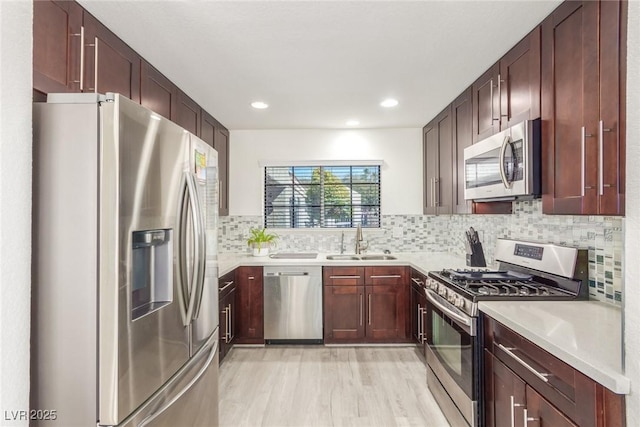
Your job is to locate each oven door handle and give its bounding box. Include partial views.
[425,289,475,336]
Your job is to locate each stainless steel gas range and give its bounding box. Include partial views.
[424,239,588,427]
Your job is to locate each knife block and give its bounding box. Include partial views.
[466,242,487,267]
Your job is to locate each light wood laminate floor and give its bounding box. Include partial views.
[219,346,450,427]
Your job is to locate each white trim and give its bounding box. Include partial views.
[258,159,384,167]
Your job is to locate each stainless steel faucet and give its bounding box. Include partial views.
[355,224,368,254]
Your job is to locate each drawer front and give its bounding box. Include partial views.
[323,266,365,286]
[485,316,597,426]
[365,266,408,285]
[218,270,236,298]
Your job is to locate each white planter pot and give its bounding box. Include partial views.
[252,247,269,257]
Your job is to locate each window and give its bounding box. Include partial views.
[264,165,381,228]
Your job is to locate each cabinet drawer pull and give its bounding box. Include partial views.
[497,343,550,383]
[369,275,402,279]
[411,277,424,286]
[328,275,361,279]
[248,276,255,280]
[218,281,234,292]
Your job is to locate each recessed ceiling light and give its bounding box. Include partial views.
[251,101,269,109]
[380,98,399,108]
[346,120,360,126]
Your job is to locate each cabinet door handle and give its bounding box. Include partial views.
[435,178,440,207]
[359,294,364,326]
[329,275,361,279]
[368,294,372,326]
[581,127,595,196]
[524,409,539,424]
[85,37,99,92]
[510,395,525,427]
[490,78,496,121]
[93,36,99,93]
[219,180,222,209]
[370,275,402,279]
[499,74,508,119]
[228,303,233,341]
[598,121,613,196]
[581,126,586,197]
[223,306,230,343]
[70,26,85,90]
[498,343,550,383]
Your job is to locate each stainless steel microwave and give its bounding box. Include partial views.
[464,119,541,202]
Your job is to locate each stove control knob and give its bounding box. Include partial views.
[438,285,447,297]
[447,293,456,304]
[454,297,465,309]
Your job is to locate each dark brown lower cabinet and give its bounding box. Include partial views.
[323,285,365,342]
[218,271,236,364]
[235,266,264,344]
[323,266,409,344]
[484,315,625,427]
[409,270,427,353]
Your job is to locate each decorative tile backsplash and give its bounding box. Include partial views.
[218,200,624,306]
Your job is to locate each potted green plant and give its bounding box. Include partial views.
[246,227,278,257]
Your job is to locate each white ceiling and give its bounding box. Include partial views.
[79,0,563,130]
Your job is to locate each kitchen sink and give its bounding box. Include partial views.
[325,254,397,261]
[360,255,397,260]
[269,252,318,259]
[325,255,362,260]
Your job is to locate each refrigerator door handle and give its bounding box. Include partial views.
[184,172,204,323]
[175,173,190,326]
[186,172,207,321]
[138,339,219,427]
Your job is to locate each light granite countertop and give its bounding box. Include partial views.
[217,251,629,395]
[479,300,629,394]
[218,251,468,277]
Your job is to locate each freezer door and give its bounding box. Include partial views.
[189,134,220,354]
[119,330,219,427]
[99,95,192,425]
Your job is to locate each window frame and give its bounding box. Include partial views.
[263,164,381,229]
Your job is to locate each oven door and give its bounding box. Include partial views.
[424,288,477,426]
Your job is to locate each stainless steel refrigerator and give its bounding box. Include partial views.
[31,93,219,426]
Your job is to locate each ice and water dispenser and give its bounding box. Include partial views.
[131,229,173,320]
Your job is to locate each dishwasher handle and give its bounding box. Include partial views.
[265,272,310,277]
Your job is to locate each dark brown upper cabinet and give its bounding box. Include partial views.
[452,88,473,214]
[499,26,541,129]
[140,61,175,121]
[541,0,625,215]
[472,27,541,144]
[472,63,501,143]
[33,0,84,94]
[174,90,201,137]
[201,111,230,216]
[423,106,454,215]
[82,12,140,103]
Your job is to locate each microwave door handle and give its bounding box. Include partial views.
[498,135,511,189]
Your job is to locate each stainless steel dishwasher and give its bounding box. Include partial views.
[263,266,323,344]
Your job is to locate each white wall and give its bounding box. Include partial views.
[0,1,33,425]
[229,128,423,216]
[625,0,640,423]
